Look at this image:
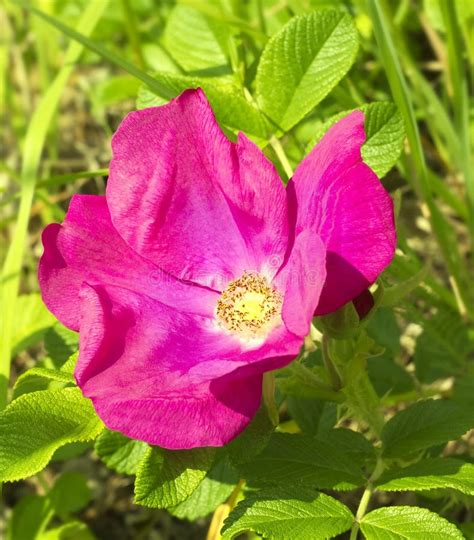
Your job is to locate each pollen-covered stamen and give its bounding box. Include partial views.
[216,272,283,338]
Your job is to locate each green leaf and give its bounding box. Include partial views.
[366,307,401,358]
[95,429,148,475]
[13,353,77,399]
[381,267,427,307]
[238,433,365,490]
[49,472,92,519]
[38,522,94,540]
[376,457,474,496]
[305,102,405,178]
[360,506,464,539]
[44,323,78,368]
[360,102,405,177]
[92,75,142,109]
[381,399,474,458]
[414,305,471,382]
[286,396,325,436]
[162,4,230,74]
[222,487,354,540]
[227,405,275,466]
[170,457,238,521]
[256,10,358,131]
[0,388,104,482]
[319,429,375,468]
[7,494,52,540]
[134,446,216,508]
[137,73,268,139]
[11,294,55,355]
[15,367,74,391]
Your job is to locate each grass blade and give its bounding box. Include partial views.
[22,2,176,100]
[366,0,473,317]
[0,2,109,411]
[440,0,474,237]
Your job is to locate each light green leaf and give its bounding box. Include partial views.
[49,472,92,519]
[38,522,94,540]
[360,102,405,177]
[238,433,365,490]
[170,458,238,521]
[381,399,474,458]
[134,446,216,509]
[95,429,148,475]
[137,73,268,139]
[222,487,354,540]
[92,75,141,109]
[360,506,464,539]
[15,367,74,391]
[11,294,55,355]
[13,353,77,399]
[376,458,474,495]
[162,4,230,74]
[0,388,104,482]
[256,10,358,131]
[305,102,405,178]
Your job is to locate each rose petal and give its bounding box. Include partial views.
[107,89,288,290]
[273,230,326,337]
[38,195,218,330]
[290,111,396,315]
[76,283,303,448]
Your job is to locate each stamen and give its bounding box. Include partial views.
[216,272,283,339]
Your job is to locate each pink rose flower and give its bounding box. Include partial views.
[39,89,395,449]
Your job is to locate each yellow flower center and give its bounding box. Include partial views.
[216,272,283,339]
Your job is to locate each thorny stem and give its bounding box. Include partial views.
[349,458,385,540]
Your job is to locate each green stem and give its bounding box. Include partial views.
[262,372,279,427]
[288,361,345,403]
[349,458,385,540]
[322,334,343,391]
[269,135,293,179]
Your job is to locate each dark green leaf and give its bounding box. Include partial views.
[382,399,474,458]
[238,433,365,490]
[49,472,92,519]
[227,405,275,466]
